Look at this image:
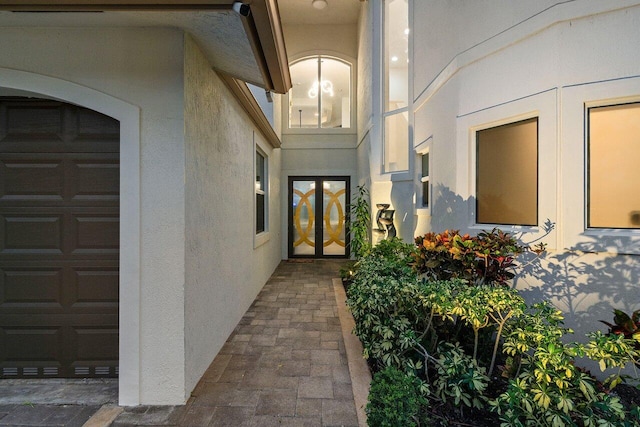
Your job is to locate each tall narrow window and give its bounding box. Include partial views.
[588,102,640,229]
[476,118,538,226]
[383,0,409,173]
[420,152,430,208]
[288,56,351,129]
[256,150,267,234]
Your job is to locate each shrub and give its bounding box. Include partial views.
[432,342,489,413]
[493,303,639,426]
[600,309,640,362]
[366,366,427,427]
[353,238,416,281]
[412,228,530,286]
[347,229,639,426]
[348,184,372,259]
[347,272,424,369]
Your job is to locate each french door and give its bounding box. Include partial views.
[288,177,350,258]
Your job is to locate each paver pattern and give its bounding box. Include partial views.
[113,259,358,426]
[0,404,99,427]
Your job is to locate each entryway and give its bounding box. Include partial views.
[288,176,350,258]
[0,97,119,378]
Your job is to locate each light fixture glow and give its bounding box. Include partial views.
[391,56,398,62]
[312,0,327,10]
[308,80,334,98]
[404,28,410,35]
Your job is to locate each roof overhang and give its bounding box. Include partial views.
[0,0,292,94]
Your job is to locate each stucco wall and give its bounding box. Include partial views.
[183,36,282,396]
[0,27,187,405]
[357,0,373,187]
[409,1,640,354]
[283,24,358,60]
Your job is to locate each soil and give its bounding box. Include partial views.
[614,383,640,411]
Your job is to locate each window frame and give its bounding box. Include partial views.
[414,137,431,216]
[475,117,539,227]
[458,89,557,247]
[420,152,430,208]
[562,78,640,255]
[381,0,410,174]
[254,134,270,248]
[284,54,356,135]
[586,101,640,230]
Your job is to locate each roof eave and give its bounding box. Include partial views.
[219,73,281,149]
[0,0,292,94]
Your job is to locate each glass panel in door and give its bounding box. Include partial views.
[322,180,347,256]
[292,180,316,255]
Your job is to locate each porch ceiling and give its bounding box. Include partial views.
[0,0,291,93]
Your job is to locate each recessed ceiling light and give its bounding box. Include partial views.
[312,0,327,10]
[391,56,399,62]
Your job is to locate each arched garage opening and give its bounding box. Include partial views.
[0,97,119,378]
[0,69,141,405]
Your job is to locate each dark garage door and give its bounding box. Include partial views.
[0,98,119,378]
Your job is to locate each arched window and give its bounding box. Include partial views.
[288,56,351,129]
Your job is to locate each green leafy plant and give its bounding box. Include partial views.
[347,272,423,369]
[366,366,427,427]
[584,330,640,388]
[412,228,534,286]
[347,229,639,426]
[494,303,639,426]
[432,342,489,413]
[347,184,372,259]
[600,309,640,350]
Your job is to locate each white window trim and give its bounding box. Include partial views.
[254,133,270,248]
[562,77,640,255]
[457,89,558,248]
[282,53,357,136]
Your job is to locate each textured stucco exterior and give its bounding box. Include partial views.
[0,27,187,404]
[356,2,373,190]
[358,0,640,359]
[183,35,282,397]
[0,27,283,406]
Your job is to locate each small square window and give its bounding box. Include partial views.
[476,117,538,226]
[588,102,640,229]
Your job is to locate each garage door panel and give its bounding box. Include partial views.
[73,269,119,304]
[72,328,119,362]
[0,266,117,310]
[2,327,62,362]
[75,109,120,142]
[0,98,119,378]
[71,160,119,200]
[0,103,64,143]
[72,215,119,252]
[2,215,63,253]
[1,158,64,201]
[1,268,63,306]
[1,154,119,204]
[0,101,119,154]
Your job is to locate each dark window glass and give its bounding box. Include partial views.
[476,117,538,226]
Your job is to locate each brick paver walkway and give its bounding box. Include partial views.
[114,259,359,426]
